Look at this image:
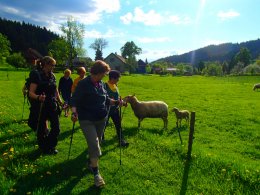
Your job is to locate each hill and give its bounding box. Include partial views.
[0,17,59,56]
[154,39,260,65]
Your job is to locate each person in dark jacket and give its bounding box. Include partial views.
[58,69,73,117]
[28,56,63,155]
[103,70,129,147]
[70,60,124,187]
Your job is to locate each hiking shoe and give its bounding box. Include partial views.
[42,148,58,155]
[119,140,129,147]
[94,174,105,187]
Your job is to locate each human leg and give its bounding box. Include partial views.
[44,109,60,154]
[79,119,106,187]
[111,110,129,147]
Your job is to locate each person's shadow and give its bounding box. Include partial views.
[12,150,104,194]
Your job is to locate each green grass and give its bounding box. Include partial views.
[0,70,259,194]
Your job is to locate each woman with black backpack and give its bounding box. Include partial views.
[28,56,63,155]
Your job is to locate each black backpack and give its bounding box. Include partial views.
[22,70,41,104]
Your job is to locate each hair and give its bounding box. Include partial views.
[41,56,56,66]
[90,60,111,75]
[109,70,121,80]
[77,67,86,74]
[64,69,71,75]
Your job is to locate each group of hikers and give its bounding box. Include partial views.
[24,56,129,187]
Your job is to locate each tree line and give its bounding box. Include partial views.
[0,17,143,72]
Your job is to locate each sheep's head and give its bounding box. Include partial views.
[123,94,136,104]
[171,107,179,113]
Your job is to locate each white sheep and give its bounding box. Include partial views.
[171,107,190,127]
[123,95,168,129]
[253,83,260,91]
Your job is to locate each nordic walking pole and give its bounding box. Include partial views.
[68,121,75,160]
[119,96,122,165]
[36,101,44,133]
[22,94,26,120]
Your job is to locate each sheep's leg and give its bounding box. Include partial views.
[162,117,168,129]
[138,118,143,129]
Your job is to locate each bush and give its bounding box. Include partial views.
[243,63,260,75]
[202,63,223,76]
[6,52,27,69]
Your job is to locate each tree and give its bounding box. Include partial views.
[6,52,27,69]
[48,38,70,67]
[197,61,205,72]
[60,16,85,69]
[0,33,11,61]
[235,47,251,67]
[120,41,142,59]
[202,62,223,76]
[222,61,229,75]
[95,49,103,61]
[89,38,108,60]
[126,55,138,73]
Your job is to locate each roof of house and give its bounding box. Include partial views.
[24,48,43,59]
[138,59,147,66]
[104,53,126,64]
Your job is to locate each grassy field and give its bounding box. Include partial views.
[0,70,259,194]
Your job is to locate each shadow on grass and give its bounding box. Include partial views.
[0,119,29,130]
[180,158,192,195]
[12,150,104,194]
[58,126,81,142]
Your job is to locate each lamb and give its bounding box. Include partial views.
[171,107,190,127]
[123,95,168,129]
[253,83,260,91]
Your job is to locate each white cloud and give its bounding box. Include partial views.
[137,37,171,43]
[217,10,240,20]
[93,0,120,13]
[0,4,33,19]
[138,49,177,62]
[121,7,191,26]
[84,29,123,39]
[120,12,133,24]
[148,0,158,5]
[168,15,191,25]
[120,7,162,26]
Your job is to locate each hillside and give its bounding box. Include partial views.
[0,17,59,56]
[154,39,260,65]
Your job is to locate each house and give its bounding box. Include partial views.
[137,59,148,73]
[23,48,43,65]
[104,53,128,72]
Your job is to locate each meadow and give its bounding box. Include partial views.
[0,69,259,194]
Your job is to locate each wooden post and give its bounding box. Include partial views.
[187,112,195,160]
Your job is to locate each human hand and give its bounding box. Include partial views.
[71,112,78,122]
[38,94,46,102]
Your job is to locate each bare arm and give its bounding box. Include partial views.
[29,83,46,102]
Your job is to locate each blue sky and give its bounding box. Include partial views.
[0,0,259,62]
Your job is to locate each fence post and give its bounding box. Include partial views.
[187,112,195,160]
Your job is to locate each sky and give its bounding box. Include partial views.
[0,0,259,62]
